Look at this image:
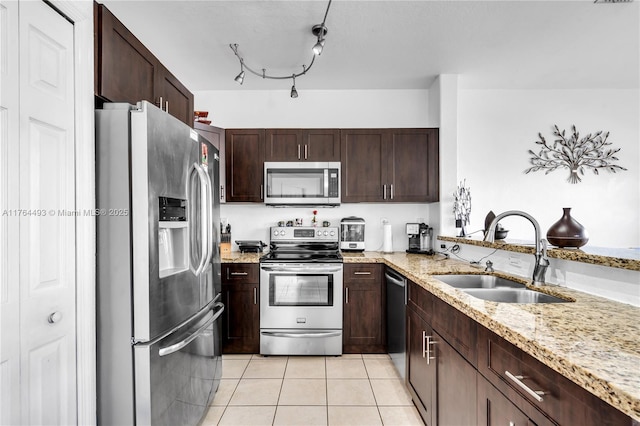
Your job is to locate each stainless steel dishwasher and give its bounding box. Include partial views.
[385,267,407,379]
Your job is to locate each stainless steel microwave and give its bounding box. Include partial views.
[264,162,341,206]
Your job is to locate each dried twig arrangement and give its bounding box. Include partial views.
[453,180,471,236]
[525,125,627,184]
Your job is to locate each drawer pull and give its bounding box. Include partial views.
[353,271,371,275]
[231,272,248,276]
[425,335,436,365]
[505,370,546,402]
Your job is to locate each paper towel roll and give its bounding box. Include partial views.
[382,223,393,253]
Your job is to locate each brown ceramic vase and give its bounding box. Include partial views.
[546,208,589,248]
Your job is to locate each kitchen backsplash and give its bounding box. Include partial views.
[220,203,431,252]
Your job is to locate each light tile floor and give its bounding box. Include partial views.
[202,354,424,426]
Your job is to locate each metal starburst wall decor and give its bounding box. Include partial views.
[524,125,627,184]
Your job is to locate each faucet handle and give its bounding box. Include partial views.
[541,238,548,258]
[485,260,494,272]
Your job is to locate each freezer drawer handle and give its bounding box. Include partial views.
[158,303,225,357]
[261,331,342,339]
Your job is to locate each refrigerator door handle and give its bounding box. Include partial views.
[158,302,224,357]
[202,166,215,269]
[189,163,209,276]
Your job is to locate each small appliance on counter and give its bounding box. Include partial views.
[340,216,365,252]
[406,223,434,255]
[235,240,267,253]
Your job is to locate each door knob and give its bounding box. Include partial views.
[48,312,62,324]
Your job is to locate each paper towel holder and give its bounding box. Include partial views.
[382,219,393,253]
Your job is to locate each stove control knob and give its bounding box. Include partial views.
[330,231,335,236]
[323,231,329,236]
[316,230,322,236]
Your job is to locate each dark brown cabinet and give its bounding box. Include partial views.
[407,306,437,425]
[343,264,385,353]
[407,280,477,426]
[341,128,439,203]
[94,3,194,127]
[221,264,260,353]
[477,325,633,426]
[477,374,544,426]
[224,129,265,202]
[265,129,341,161]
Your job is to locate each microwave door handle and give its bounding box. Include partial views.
[324,168,329,197]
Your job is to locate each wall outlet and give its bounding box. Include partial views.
[440,244,447,249]
[509,255,523,268]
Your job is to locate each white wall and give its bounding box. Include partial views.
[457,89,639,248]
[195,89,432,128]
[221,203,431,252]
[195,88,439,249]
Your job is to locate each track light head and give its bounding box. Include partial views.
[234,70,245,85]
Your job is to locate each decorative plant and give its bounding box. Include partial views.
[453,180,471,237]
[525,125,627,184]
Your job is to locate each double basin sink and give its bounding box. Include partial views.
[432,274,570,304]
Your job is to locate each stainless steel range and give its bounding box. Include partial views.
[259,226,343,355]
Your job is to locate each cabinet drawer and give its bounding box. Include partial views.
[478,326,632,426]
[431,296,477,366]
[344,263,382,283]
[222,263,259,283]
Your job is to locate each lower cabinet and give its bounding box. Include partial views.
[407,307,437,425]
[221,263,260,353]
[343,264,385,353]
[477,374,548,426]
[407,278,635,426]
[407,301,477,426]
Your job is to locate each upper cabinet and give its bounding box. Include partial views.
[225,129,265,203]
[341,128,439,203]
[265,129,340,161]
[94,3,194,127]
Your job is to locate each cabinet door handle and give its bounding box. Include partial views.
[165,100,169,113]
[297,144,301,160]
[390,184,394,200]
[345,287,349,304]
[383,184,387,200]
[353,271,371,275]
[220,185,225,201]
[260,184,264,200]
[426,335,435,364]
[231,272,248,276]
[422,330,427,358]
[253,287,257,305]
[304,144,308,160]
[505,370,546,402]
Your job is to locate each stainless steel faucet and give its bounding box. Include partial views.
[484,210,550,286]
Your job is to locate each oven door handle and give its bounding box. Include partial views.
[260,331,342,339]
[260,265,343,273]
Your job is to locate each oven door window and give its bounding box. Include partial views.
[269,274,333,306]
[266,169,326,198]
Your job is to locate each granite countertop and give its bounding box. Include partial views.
[438,235,640,271]
[221,250,640,420]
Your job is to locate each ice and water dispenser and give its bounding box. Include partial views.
[158,197,188,278]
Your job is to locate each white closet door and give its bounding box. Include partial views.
[0,0,21,423]
[0,1,76,424]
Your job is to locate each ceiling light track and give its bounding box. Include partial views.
[230,0,333,98]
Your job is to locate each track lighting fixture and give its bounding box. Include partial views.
[290,75,298,98]
[230,0,333,98]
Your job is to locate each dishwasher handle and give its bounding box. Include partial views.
[385,270,406,287]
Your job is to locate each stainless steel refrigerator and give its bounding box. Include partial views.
[96,101,223,425]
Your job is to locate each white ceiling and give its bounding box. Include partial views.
[101,0,639,92]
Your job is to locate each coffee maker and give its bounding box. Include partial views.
[406,223,434,255]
